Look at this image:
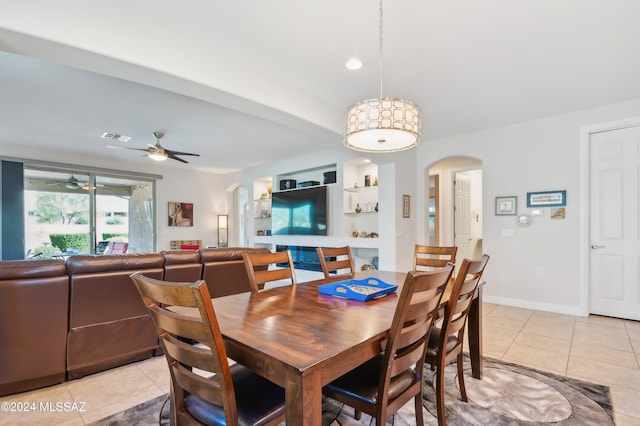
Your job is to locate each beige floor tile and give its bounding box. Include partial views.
[520,320,575,341]
[484,323,520,342]
[567,356,640,391]
[483,314,527,332]
[483,324,519,359]
[625,322,640,341]
[575,314,626,329]
[566,371,608,388]
[502,342,568,376]
[573,322,633,353]
[487,305,533,322]
[570,341,639,369]
[614,411,640,426]
[483,335,514,360]
[512,331,571,355]
[610,385,640,419]
[529,309,576,325]
[0,384,84,425]
[481,302,498,316]
[136,355,171,393]
[66,363,165,423]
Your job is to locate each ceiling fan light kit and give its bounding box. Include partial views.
[66,175,80,190]
[108,131,199,164]
[148,149,168,161]
[344,0,422,153]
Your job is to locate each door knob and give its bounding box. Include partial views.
[591,245,606,249]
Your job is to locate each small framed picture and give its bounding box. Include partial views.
[551,207,566,219]
[402,194,410,218]
[261,209,269,218]
[527,190,566,208]
[495,196,517,216]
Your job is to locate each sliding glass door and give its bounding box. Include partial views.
[24,167,155,257]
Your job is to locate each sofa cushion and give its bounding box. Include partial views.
[0,260,68,396]
[200,247,270,298]
[161,250,202,282]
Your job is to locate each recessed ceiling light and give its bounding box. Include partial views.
[345,58,363,70]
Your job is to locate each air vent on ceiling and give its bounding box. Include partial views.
[101,132,131,142]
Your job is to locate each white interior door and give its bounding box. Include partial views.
[454,173,472,268]
[589,125,640,320]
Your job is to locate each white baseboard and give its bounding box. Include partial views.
[483,295,586,317]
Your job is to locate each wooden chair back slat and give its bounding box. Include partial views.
[425,255,489,426]
[381,265,453,391]
[323,264,453,425]
[413,245,457,271]
[316,246,356,280]
[130,273,239,425]
[243,250,296,293]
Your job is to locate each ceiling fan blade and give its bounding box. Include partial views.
[107,145,148,153]
[166,149,200,157]
[167,153,189,163]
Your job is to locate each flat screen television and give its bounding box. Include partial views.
[271,186,328,235]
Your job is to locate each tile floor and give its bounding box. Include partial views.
[1,303,639,425]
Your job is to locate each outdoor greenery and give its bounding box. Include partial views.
[49,233,90,252]
[105,217,124,225]
[35,192,89,224]
[27,244,60,259]
[102,233,128,241]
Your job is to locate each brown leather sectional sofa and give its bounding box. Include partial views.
[0,247,269,396]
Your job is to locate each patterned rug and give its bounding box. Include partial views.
[90,358,614,425]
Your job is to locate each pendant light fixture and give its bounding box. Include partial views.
[344,0,421,152]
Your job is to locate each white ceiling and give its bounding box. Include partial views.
[1,0,639,174]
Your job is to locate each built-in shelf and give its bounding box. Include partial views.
[344,211,377,215]
[276,164,337,191]
[344,186,378,193]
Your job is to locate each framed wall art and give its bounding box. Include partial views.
[526,190,566,208]
[402,194,410,218]
[495,196,517,215]
[168,202,194,227]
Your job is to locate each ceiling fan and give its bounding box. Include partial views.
[61,175,105,190]
[108,131,200,164]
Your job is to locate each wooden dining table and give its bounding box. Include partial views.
[210,269,484,426]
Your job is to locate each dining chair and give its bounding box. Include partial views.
[316,246,356,280]
[323,264,454,425]
[413,245,457,271]
[104,241,129,255]
[425,254,489,426]
[130,273,286,426]
[242,250,297,293]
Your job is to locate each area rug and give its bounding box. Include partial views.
[90,358,614,425]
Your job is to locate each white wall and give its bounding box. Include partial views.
[0,142,228,252]
[416,98,640,315]
[155,167,227,250]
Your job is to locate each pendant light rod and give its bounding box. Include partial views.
[343,0,422,153]
[378,0,384,99]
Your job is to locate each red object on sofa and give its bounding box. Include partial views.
[179,244,200,251]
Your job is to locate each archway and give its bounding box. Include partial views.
[425,156,483,267]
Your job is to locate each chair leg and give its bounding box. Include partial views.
[457,352,468,402]
[354,409,362,420]
[435,361,447,426]
[415,393,424,426]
